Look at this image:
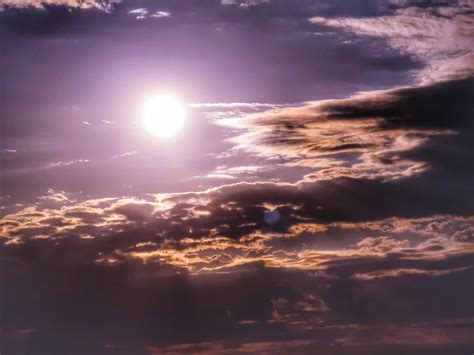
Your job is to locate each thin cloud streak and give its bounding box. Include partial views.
[0,0,119,11]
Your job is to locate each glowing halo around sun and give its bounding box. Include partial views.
[142,95,187,138]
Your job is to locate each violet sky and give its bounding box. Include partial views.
[1,0,473,354]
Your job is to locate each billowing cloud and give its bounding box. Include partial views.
[217,77,472,183]
[2,177,473,271]
[2,190,473,352]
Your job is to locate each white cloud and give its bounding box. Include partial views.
[0,0,120,11]
[151,11,170,18]
[190,102,281,109]
[112,151,137,159]
[311,3,474,83]
[221,0,269,8]
[128,7,146,15]
[46,159,89,168]
[128,7,170,20]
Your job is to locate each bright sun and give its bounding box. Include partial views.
[142,95,187,138]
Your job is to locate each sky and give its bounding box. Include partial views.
[0,0,473,354]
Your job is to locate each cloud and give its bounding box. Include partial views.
[127,7,170,20]
[217,78,472,182]
[190,102,281,109]
[37,191,72,203]
[147,323,473,354]
[2,176,473,271]
[311,2,474,83]
[2,187,472,352]
[195,165,269,180]
[2,204,472,353]
[111,151,137,159]
[0,0,120,11]
[45,159,89,168]
[221,0,270,8]
[127,7,146,15]
[0,2,472,351]
[352,266,470,280]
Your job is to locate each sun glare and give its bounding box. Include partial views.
[142,95,187,138]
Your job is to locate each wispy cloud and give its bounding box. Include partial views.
[0,0,120,11]
[221,0,269,8]
[190,102,282,109]
[311,2,474,83]
[111,151,137,159]
[46,159,89,168]
[128,7,170,20]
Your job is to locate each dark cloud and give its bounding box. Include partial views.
[1,239,472,353]
[218,77,474,190]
